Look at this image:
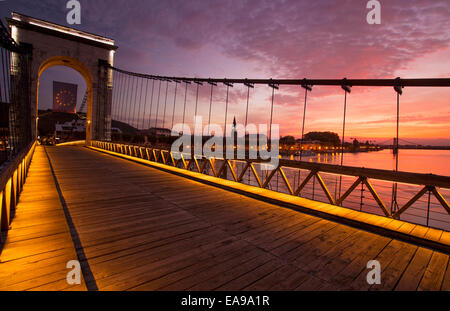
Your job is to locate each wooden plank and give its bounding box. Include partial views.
[284,223,358,264]
[395,247,433,291]
[160,247,264,290]
[370,242,418,291]
[129,242,256,290]
[304,230,382,281]
[417,251,449,291]
[441,258,450,291]
[328,235,391,289]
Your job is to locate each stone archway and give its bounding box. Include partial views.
[38,56,93,140]
[7,12,117,142]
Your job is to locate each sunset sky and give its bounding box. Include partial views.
[2,0,449,145]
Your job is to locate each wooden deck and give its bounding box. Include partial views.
[0,146,86,290]
[1,145,449,291]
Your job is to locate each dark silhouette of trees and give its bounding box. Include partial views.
[303,131,340,146]
[280,135,296,146]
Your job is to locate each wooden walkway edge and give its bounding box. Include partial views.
[0,146,87,291]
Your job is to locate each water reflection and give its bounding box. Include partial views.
[291,149,450,176]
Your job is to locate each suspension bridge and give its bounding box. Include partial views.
[1,13,450,291]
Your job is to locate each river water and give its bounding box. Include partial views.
[294,149,450,176]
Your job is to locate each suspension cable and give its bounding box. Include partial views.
[110,70,117,120]
[207,81,217,134]
[223,80,233,137]
[162,80,170,129]
[268,79,279,144]
[131,75,140,126]
[110,70,118,120]
[299,79,312,161]
[244,79,254,129]
[123,75,133,125]
[116,71,125,121]
[136,77,144,129]
[141,78,149,129]
[182,81,190,129]
[155,79,162,128]
[391,77,404,214]
[105,65,450,87]
[338,79,352,202]
[171,80,180,130]
[147,79,155,129]
[297,80,312,195]
[127,75,137,126]
[120,74,131,123]
[194,81,203,118]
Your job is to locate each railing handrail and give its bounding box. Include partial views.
[278,159,450,189]
[0,140,36,191]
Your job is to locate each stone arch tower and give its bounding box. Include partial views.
[7,12,117,142]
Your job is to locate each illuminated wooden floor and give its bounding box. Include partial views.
[1,145,449,291]
[0,146,86,290]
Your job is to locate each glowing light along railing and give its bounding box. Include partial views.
[91,141,450,231]
[0,141,36,239]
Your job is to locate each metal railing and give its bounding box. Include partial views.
[92,141,450,231]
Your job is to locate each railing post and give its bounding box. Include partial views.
[1,178,13,231]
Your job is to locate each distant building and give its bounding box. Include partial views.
[55,119,86,142]
[286,140,336,151]
[55,119,85,134]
